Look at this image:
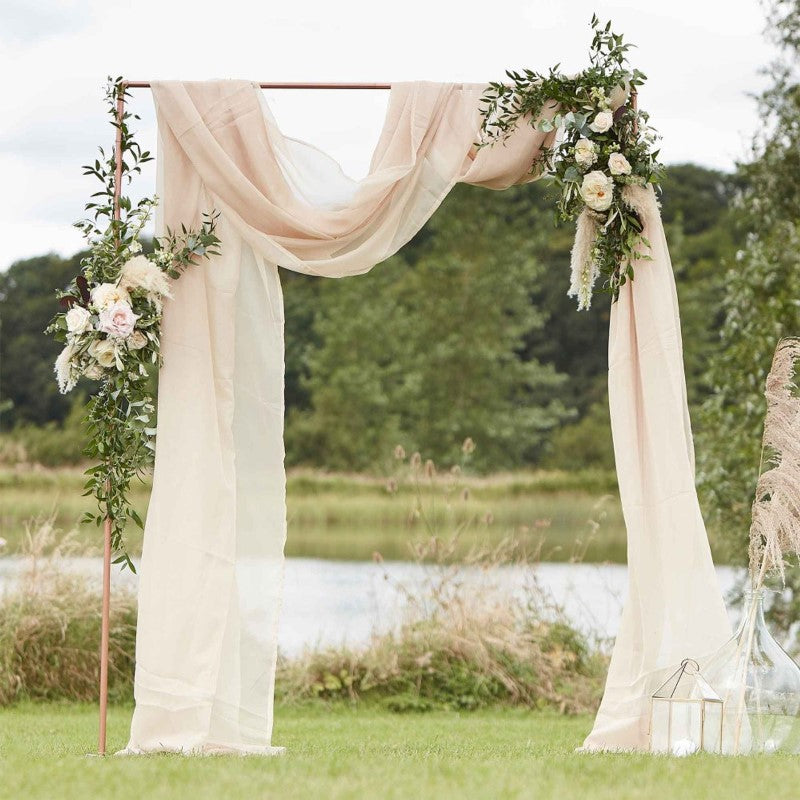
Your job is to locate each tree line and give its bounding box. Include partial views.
[0,163,740,473]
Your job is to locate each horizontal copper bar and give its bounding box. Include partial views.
[123,81,392,90]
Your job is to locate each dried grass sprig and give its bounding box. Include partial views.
[748,337,800,584]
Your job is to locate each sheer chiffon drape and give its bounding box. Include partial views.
[124,79,730,755]
[581,190,732,750]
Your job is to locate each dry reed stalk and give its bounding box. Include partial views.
[748,337,800,584]
[728,338,800,752]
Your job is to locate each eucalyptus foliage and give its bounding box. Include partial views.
[46,78,220,570]
[479,16,665,305]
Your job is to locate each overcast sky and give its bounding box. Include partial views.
[0,0,777,270]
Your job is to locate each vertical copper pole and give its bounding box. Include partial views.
[630,88,638,138]
[98,514,112,755]
[97,84,126,757]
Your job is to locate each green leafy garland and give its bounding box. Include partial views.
[479,16,665,309]
[47,78,220,570]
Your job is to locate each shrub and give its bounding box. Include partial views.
[544,401,615,472]
[276,538,606,714]
[0,398,87,467]
[0,519,606,712]
[0,519,136,704]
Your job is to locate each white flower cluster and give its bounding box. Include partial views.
[564,83,644,310]
[54,251,173,393]
[580,171,614,212]
[570,79,636,200]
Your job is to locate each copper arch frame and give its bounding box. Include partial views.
[97,79,639,755]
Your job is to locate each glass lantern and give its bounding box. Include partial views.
[703,588,800,755]
[650,658,723,755]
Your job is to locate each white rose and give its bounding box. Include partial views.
[589,111,614,134]
[120,255,172,299]
[580,171,614,212]
[573,138,597,168]
[88,337,119,369]
[128,330,148,350]
[65,305,92,334]
[91,282,130,311]
[608,152,632,176]
[84,363,105,380]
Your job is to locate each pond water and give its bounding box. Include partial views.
[0,557,742,657]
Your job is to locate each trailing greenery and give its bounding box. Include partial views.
[480,16,664,306]
[43,79,219,570]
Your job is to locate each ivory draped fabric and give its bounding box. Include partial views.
[124,79,730,755]
[581,189,732,750]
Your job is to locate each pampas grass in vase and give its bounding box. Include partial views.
[705,337,800,755]
[748,337,800,589]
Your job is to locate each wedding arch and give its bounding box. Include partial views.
[50,21,732,756]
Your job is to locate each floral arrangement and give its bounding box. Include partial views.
[47,78,220,570]
[479,16,665,310]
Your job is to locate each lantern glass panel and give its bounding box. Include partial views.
[703,701,723,753]
[650,699,671,753]
[671,700,701,745]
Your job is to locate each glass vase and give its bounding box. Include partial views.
[703,588,800,755]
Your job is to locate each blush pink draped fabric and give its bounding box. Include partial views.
[123,80,730,755]
[581,190,732,750]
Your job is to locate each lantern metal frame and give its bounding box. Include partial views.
[649,658,724,754]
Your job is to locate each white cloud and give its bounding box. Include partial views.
[0,0,778,268]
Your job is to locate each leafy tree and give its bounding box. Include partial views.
[0,252,87,427]
[282,270,320,415]
[664,166,745,410]
[285,261,414,471]
[697,0,800,568]
[286,184,572,472]
[2,165,743,474]
[397,185,572,470]
[545,401,615,472]
[509,179,611,417]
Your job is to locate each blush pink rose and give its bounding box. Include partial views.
[97,301,139,339]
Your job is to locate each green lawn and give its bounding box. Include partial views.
[1,704,798,800]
